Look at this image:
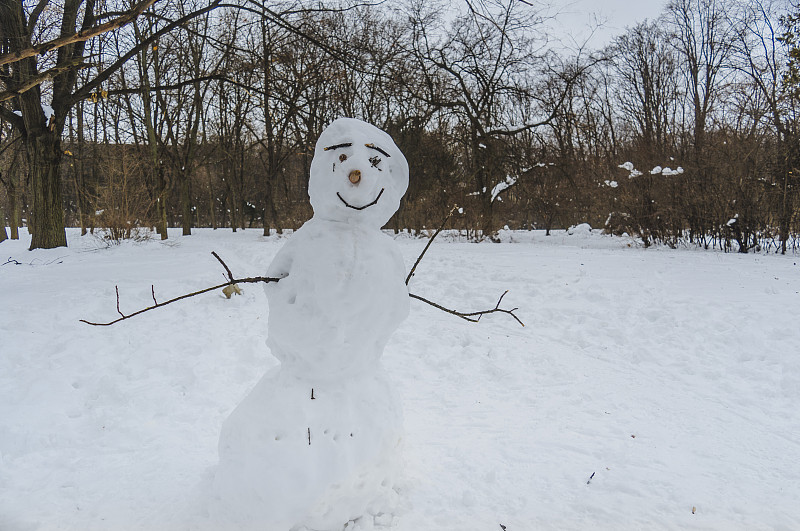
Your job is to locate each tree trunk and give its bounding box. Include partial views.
[209,184,217,230]
[480,194,497,239]
[0,205,8,242]
[155,196,167,239]
[7,164,20,240]
[28,133,68,250]
[180,172,192,236]
[780,164,791,255]
[75,104,88,236]
[263,177,279,237]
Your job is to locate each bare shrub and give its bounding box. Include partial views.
[94,145,154,245]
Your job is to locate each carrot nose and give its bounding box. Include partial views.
[348,169,361,184]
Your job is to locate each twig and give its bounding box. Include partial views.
[406,205,459,285]
[408,290,524,327]
[115,286,124,318]
[2,257,22,266]
[80,251,282,326]
[404,206,522,326]
[81,276,282,326]
[212,251,234,281]
[82,249,524,328]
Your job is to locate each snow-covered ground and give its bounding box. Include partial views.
[1,227,798,530]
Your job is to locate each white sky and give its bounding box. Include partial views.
[543,0,670,49]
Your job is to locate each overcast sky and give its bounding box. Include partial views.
[543,0,670,48]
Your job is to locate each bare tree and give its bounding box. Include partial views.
[611,20,681,159]
[733,0,799,253]
[408,0,560,237]
[669,0,736,158]
[0,0,221,249]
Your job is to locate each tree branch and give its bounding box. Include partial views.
[406,204,459,285]
[80,252,282,326]
[0,58,90,103]
[81,244,525,327]
[0,0,158,68]
[404,205,523,326]
[70,0,223,105]
[409,290,524,327]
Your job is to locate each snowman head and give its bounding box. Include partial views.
[308,118,409,228]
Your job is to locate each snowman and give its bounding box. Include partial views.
[212,118,410,530]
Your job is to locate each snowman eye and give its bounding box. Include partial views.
[339,154,347,162]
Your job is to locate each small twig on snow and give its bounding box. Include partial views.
[2,257,22,266]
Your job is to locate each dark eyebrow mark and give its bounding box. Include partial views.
[324,143,352,151]
[365,143,391,157]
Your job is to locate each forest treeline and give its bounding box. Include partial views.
[1,0,798,252]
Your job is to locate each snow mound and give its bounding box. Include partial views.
[567,223,593,236]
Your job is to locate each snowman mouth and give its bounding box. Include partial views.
[337,188,385,211]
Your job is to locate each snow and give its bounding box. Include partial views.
[618,162,643,179]
[1,227,800,530]
[566,223,592,236]
[490,176,517,203]
[620,162,684,178]
[662,167,684,176]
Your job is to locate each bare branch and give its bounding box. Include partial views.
[80,252,282,326]
[409,290,524,327]
[406,204,459,285]
[212,251,234,282]
[115,286,124,318]
[80,275,281,326]
[0,58,90,103]
[71,0,223,105]
[82,251,523,328]
[0,0,158,68]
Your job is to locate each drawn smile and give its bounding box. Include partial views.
[337,188,385,210]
